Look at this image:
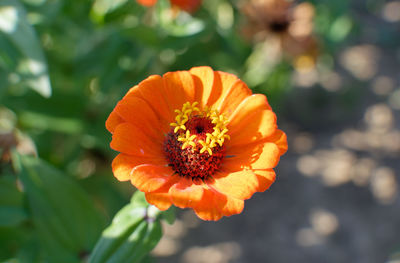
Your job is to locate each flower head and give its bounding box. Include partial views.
[137,0,201,13]
[106,66,287,221]
[242,0,318,70]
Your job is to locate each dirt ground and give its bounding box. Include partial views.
[152,2,400,262]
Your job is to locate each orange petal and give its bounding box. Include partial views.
[189,66,215,106]
[228,109,277,146]
[112,153,168,182]
[145,192,172,211]
[110,122,163,157]
[218,79,252,117]
[130,164,175,193]
[115,96,163,140]
[247,142,280,169]
[228,94,271,127]
[224,142,280,172]
[136,0,157,7]
[163,71,196,112]
[105,110,124,134]
[221,196,244,217]
[169,178,204,208]
[266,129,288,155]
[136,75,174,126]
[254,169,276,192]
[208,170,260,200]
[124,85,142,99]
[207,71,238,107]
[193,188,226,221]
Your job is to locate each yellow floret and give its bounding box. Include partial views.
[171,102,230,155]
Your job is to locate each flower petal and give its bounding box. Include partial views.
[228,94,271,127]
[136,0,157,7]
[131,164,176,193]
[115,96,164,140]
[110,122,163,157]
[145,192,172,211]
[208,170,260,200]
[266,129,288,155]
[221,197,244,217]
[124,85,141,98]
[254,169,276,192]
[207,71,238,108]
[228,109,277,146]
[163,71,196,112]
[193,188,226,221]
[169,178,204,208]
[224,142,280,171]
[112,153,168,182]
[246,142,281,170]
[189,66,215,106]
[136,75,175,126]
[218,79,252,117]
[105,110,124,134]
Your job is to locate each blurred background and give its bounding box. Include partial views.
[0,0,399,262]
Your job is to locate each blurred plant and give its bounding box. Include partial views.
[240,0,319,87]
[242,0,318,65]
[237,0,356,112]
[0,0,51,98]
[0,108,36,163]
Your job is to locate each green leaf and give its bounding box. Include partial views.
[0,258,18,263]
[18,111,84,134]
[89,192,163,263]
[0,206,27,227]
[113,220,162,263]
[0,173,27,227]
[90,0,129,24]
[0,224,31,261]
[16,236,42,263]
[0,173,24,207]
[0,0,51,97]
[17,155,104,262]
[130,190,148,208]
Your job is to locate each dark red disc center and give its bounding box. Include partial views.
[163,117,225,180]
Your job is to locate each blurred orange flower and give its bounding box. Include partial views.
[242,0,318,70]
[106,66,287,221]
[137,0,201,13]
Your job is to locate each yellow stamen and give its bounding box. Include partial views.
[178,130,197,150]
[199,140,213,155]
[170,102,230,155]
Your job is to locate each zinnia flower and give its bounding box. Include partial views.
[106,66,287,221]
[241,0,318,70]
[137,0,201,13]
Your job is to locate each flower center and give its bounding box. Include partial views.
[164,102,230,179]
[269,19,290,33]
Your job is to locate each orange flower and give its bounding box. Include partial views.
[137,0,201,13]
[106,66,287,221]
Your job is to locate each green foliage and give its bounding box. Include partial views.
[89,191,162,263]
[0,173,27,227]
[0,0,51,98]
[15,153,105,262]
